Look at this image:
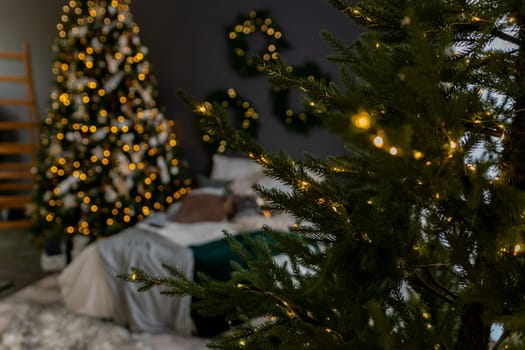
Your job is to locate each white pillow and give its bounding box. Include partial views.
[210,154,262,180]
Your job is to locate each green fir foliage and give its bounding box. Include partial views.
[124,0,525,348]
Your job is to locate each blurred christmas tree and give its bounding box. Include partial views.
[31,0,191,240]
[125,0,525,349]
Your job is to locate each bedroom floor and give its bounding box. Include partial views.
[0,227,47,300]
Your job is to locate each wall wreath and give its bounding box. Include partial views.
[196,9,330,149]
[199,89,260,154]
[271,61,329,133]
[226,10,289,77]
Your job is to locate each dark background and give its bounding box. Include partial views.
[0,0,359,175]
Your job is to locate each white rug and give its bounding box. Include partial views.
[0,275,211,350]
[0,301,152,350]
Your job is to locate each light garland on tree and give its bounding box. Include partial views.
[31,0,191,239]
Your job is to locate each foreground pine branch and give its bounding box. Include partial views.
[125,1,525,349]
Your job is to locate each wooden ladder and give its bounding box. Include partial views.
[0,42,39,228]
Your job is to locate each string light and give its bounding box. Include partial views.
[297,180,310,191]
[446,140,458,158]
[514,243,522,256]
[351,109,372,130]
[412,150,424,160]
[372,135,384,148]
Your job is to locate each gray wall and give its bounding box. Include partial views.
[0,0,356,176]
[0,0,62,113]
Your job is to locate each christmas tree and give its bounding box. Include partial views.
[31,0,191,240]
[125,0,525,349]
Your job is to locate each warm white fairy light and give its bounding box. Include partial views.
[413,150,424,160]
[373,135,384,148]
[351,109,372,130]
[514,243,523,256]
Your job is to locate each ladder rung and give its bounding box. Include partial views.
[0,219,31,229]
[0,171,34,179]
[0,98,35,106]
[0,143,37,154]
[0,195,32,206]
[0,76,28,83]
[0,162,35,180]
[0,182,33,190]
[0,162,35,170]
[0,121,39,130]
[0,52,25,60]
[0,169,33,178]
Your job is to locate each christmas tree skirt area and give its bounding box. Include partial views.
[0,275,213,350]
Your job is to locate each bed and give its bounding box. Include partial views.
[57,154,295,337]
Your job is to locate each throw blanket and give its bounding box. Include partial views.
[57,213,295,335]
[97,227,194,335]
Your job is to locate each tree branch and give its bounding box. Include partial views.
[490,28,520,47]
